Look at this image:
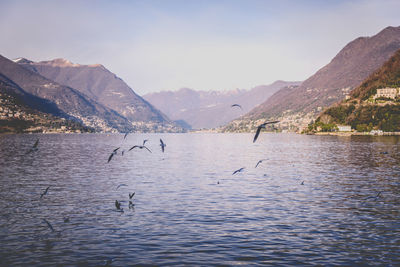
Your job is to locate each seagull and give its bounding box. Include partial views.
[128,145,152,153]
[231,104,243,110]
[143,139,148,146]
[160,139,166,153]
[129,192,135,199]
[27,139,39,154]
[116,184,128,189]
[115,200,122,210]
[365,192,382,201]
[255,159,267,168]
[124,133,129,139]
[253,121,280,143]
[40,186,50,198]
[43,219,54,232]
[232,167,245,175]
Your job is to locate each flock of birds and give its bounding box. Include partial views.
[24,103,385,246]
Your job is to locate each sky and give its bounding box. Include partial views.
[1,0,400,95]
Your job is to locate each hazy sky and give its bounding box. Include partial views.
[1,0,400,94]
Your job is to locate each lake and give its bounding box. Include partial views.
[0,133,399,266]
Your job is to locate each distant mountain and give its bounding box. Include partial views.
[143,81,301,129]
[16,58,170,123]
[309,48,400,133]
[1,54,132,132]
[228,26,400,131]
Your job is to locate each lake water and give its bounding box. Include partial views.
[0,133,399,266]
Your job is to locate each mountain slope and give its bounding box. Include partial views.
[0,54,132,132]
[236,26,400,131]
[309,48,400,132]
[143,81,300,129]
[16,58,170,123]
[0,78,92,133]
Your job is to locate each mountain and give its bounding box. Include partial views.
[308,48,400,133]
[0,77,93,133]
[16,58,170,124]
[143,81,301,129]
[227,26,400,131]
[0,54,132,132]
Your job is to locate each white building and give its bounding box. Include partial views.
[374,87,399,99]
[337,125,351,132]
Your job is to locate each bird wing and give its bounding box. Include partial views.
[231,104,243,109]
[265,120,280,125]
[33,139,39,148]
[124,133,129,139]
[143,139,148,146]
[255,160,262,168]
[129,145,139,151]
[143,146,152,153]
[113,147,120,153]
[107,153,114,163]
[160,139,164,146]
[253,126,263,143]
[43,219,54,232]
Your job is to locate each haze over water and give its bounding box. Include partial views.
[0,133,399,266]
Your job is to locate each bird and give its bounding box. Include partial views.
[255,159,267,168]
[40,186,50,198]
[129,192,135,199]
[301,181,304,185]
[232,167,245,175]
[253,121,280,143]
[116,184,128,189]
[365,192,382,201]
[124,132,129,139]
[143,139,148,146]
[43,219,54,232]
[128,145,152,153]
[115,200,122,210]
[26,139,39,154]
[160,139,166,153]
[231,104,243,110]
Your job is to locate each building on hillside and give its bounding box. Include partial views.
[373,87,399,99]
[337,125,351,132]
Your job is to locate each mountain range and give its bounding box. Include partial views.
[224,26,400,132]
[143,81,300,129]
[0,55,182,133]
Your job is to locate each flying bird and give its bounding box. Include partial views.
[231,104,243,110]
[255,159,267,168]
[232,167,245,175]
[116,184,128,189]
[160,139,166,153]
[129,192,135,199]
[115,200,122,210]
[129,145,152,153]
[40,186,50,198]
[27,139,39,154]
[124,132,129,139]
[253,121,280,143]
[143,139,148,146]
[43,219,54,232]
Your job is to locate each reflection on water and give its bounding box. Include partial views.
[0,133,399,266]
